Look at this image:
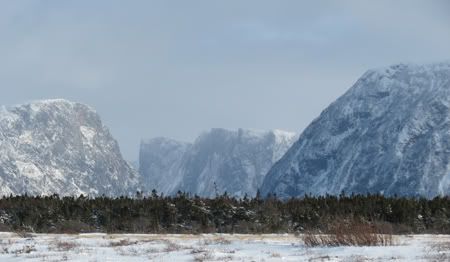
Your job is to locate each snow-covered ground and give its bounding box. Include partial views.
[0,233,448,261]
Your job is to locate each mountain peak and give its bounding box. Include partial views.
[367,61,450,75]
[261,62,450,198]
[359,61,450,89]
[141,137,191,147]
[0,99,137,196]
[20,99,96,114]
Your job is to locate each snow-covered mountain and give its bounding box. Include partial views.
[261,62,450,198]
[0,99,138,196]
[139,137,190,195]
[140,128,297,197]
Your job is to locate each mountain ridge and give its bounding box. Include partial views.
[0,98,139,196]
[140,128,297,197]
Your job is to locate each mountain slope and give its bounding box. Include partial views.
[0,99,138,196]
[140,128,297,197]
[139,137,190,194]
[261,62,450,198]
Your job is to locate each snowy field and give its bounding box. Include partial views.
[0,233,449,261]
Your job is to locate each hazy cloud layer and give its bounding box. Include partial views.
[1,0,449,160]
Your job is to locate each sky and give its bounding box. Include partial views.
[1,0,450,161]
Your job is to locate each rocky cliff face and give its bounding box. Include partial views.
[139,137,190,195]
[0,99,138,196]
[140,128,297,197]
[261,62,450,198]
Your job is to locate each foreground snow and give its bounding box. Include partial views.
[0,233,449,261]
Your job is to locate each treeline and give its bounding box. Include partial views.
[0,192,449,234]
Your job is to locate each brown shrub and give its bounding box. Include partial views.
[270,252,281,258]
[302,219,394,247]
[302,231,324,247]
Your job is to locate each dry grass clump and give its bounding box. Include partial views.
[51,240,79,251]
[270,252,281,258]
[14,231,33,238]
[0,246,9,254]
[213,236,232,245]
[163,241,184,252]
[115,246,141,257]
[109,239,138,247]
[193,251,214,262]
[197,236,231,246]
[191,248,208,254]
[215,255,233,261]
[346,255,369,262]
[0,240,9,254]
[198,238,212,246]
[11,245,36,255]
[302,220,394,247]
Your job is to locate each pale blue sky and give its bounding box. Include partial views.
[1,0,450,160]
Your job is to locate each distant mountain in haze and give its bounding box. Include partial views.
[0,99,138,196]
[140,128,297,197]
[261,62,450,198]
